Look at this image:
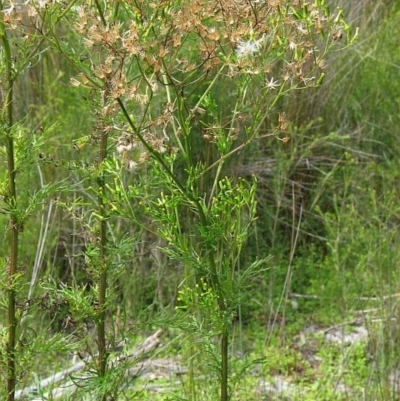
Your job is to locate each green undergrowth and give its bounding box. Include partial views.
[103,324,377,401]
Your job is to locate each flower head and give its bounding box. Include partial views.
[265,77,280,90]
[235,34,269,59]
[116,142,133,154]
[236,39,261,59]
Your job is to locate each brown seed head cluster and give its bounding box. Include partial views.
[1,0,349,169]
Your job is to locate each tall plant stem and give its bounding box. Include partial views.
[1,15,18,401]
[221,330,229,401]
[97,121,108,398]
[90,4,112,396]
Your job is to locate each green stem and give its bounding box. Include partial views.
[1,12,18,401]
[94,0,107,25]
[117,98,189,198]
[88,5,109,396]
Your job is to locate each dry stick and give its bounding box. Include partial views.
[289,293,400,301]
[289,293,319,299]
[20,196,54,327]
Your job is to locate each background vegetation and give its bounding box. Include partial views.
[1,0,400,400]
